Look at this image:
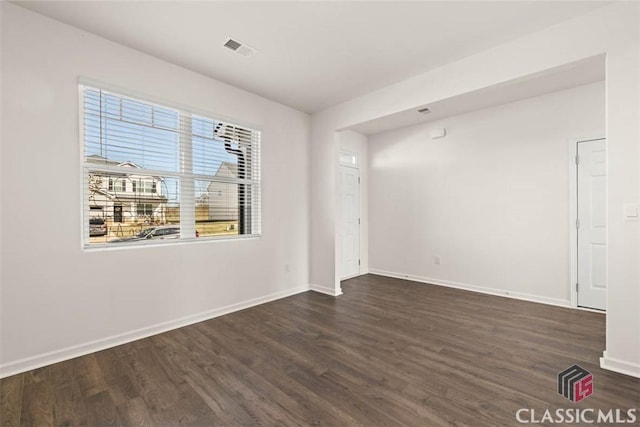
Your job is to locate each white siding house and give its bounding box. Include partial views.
[87,156,168,224]
[207,162,238,221]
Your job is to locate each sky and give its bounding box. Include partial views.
[84,87,239,202]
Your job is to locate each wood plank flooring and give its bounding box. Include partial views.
[2,274,639,426]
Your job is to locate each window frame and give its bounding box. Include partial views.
[136,203,153,217]
[79,79,262,250]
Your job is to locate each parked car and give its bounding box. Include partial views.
[109,225,180,243]
[89,218,108,236]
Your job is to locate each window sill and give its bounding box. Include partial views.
[82,234,261,252]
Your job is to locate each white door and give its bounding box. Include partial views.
[340,164,360,279]
[577,139,606,310]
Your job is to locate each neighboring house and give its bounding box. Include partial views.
[86,155,169,224]
[207,162,238,221]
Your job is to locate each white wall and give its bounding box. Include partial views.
[368,82,604,305]
[0,3,310,376]
[310,2,640,376]
[338,130,369,276]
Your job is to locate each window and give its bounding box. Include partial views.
[136,203,153,216]
[339,151,358,167]
[82,85,261,247]
[137,181,155,193]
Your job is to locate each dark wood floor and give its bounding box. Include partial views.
[2,274,639,426]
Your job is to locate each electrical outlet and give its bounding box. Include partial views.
[434,256,441,265]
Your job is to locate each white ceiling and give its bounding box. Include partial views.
[15,1,609,113]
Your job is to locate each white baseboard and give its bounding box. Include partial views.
[341,269,369,281]
[309,283,343,296]
[0,285,310,379]
[368,269,571,308]
[600,351,640,378]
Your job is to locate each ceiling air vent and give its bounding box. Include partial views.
[223,38,256,57]
[417,107,432,114]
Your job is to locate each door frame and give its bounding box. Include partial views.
[113,204,124,223]
[568,136,606,311]
[339,150,361,280]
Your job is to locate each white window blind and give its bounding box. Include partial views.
[81,85,261,247]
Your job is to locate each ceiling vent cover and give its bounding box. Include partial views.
[224,38,256,57]
[417,107,431,114]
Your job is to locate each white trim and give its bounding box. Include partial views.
[0,285,309,379]
[341,272,365,281]
[568,138,578,309]
[310,283,343,297]
[568,136,606,310]
[339,163,361,280]
[369,269,571,308]
[79,85,88,249]
[83,235,261,253]
[600,351,640,378]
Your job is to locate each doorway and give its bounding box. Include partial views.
[576,138,606,311]
[340,153,360,280]
[114,204,123,223]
